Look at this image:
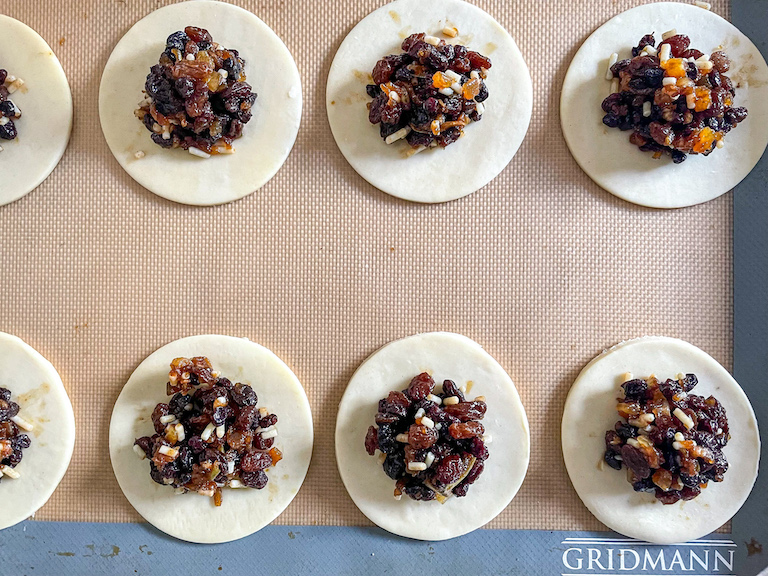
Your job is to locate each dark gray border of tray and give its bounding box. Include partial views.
[732,2,768,575]
[3,1,767,574]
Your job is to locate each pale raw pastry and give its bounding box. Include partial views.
[99,0,301,206]
[0,332,75,531]
[326,0,532,204]
[336,332,529,540]
[562,336,760,544]
[561,2,768,209]
[0,15,73,207]
[109,334,313,543]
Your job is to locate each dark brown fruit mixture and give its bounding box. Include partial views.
[0,387,32,481]
[364,372,489,502]
[602,33,747,163]
[134,357,282,506]
[603,373,729,504]
[366,32,491,151]
[135,27,257,156]
[0,70,24,143]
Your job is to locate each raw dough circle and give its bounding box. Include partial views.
[336,332,529,540]
[109,335,313,543]
[0,16,73,207]
[99,0,302,206]
[326,0,533,203]
[0,332,75,531]
[560,2,768,209]
[562,337,760,544]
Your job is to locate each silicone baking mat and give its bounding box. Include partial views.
[1,0,765,573]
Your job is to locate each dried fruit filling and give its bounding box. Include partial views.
[0,70,24,144]
[364,373,489,502]
[134,357,282,506]
[135,27,257,156]
[603,373,729,504]
[366,32,491,151]
[0,387,33,482]
[602,32,747,163]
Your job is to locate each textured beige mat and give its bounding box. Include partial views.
[0,0,731,530]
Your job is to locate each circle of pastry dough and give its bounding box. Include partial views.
[326,0,533,204]
[562,336,760,544]
[0,16,73,207]
[335,332,529,540]
[99,1,302,206]
[561,2,768,209]
[0,332,76,531]
[109,335,313,543]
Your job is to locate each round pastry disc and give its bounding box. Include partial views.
[99,0,302,206]
[561,2,768,208]
[562,336,760,544]
[336,332,529,540]
[109,334,313,543]
[326,0,532,203]
[0,16,72,207]
[0,332,75,531]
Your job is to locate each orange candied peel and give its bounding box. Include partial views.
[462,77,481,100]
[693,87,712,112]
[268,446,283,466]
[432,71,452,89]
[661,58,688,78]
[692,126,718,153]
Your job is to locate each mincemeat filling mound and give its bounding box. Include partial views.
[365,372,489,502]
[134,356,282,506]
[366,32,491,152]
[135,27,257,158]
[0,387,33,481]
[602,32,747,163]
[0,70,24,144]
[604,373,729,504]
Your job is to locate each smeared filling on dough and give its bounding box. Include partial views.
[0,70,24,147]
[135,27,257,158]
[134,357,282,506]
[366,31,491,153]
[0,387,33,481]
[604,373,729,504]
[364,373,489,502]
[602,32,747,163]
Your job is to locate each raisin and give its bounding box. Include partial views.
[383,453,405,479]
[240,470,268,489]
[240,451,272,472]
[403,480,436,501]
[235,405,258,431]
[621,379,648,400]
[382,391,411,417]
[406,372,434,401]
[443,400,486,421]
[448,421,484,439]
[151,403,171,434]
[453,459,484,497]
[408,424,438,449]
[365,426,378,455]
[441,380,465,402]
[621,445,651,479]
[659,34,691,58]
[433,454,468,487]
[184,26,212,44]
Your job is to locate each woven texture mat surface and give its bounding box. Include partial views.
[0,0,731,529]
